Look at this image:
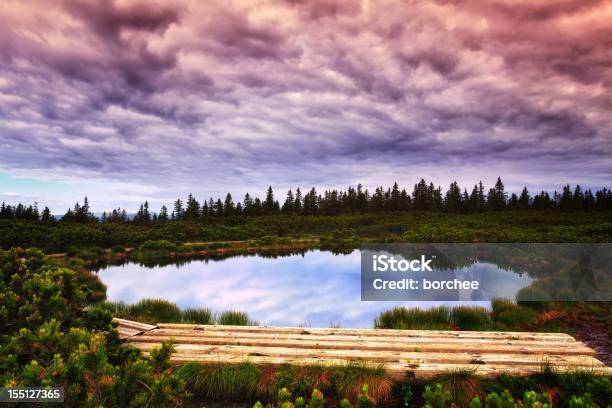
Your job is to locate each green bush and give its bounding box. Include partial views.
[356,384,375,408]
[422,384,453,408]
[0,248,189,406]
[77,247,104,261]
[483,390,516,408]
[111,245,125,253]
[207,242,231,250]
[257,235,277,246]
[278,387,292,403]
[568,395,599,408]
[139,239,175,250]
[310,389,325,408]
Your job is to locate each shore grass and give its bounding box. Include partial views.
[374,301,543,331]
[374,306,452,330]
[217,310,258,326]
[101,298,256,326]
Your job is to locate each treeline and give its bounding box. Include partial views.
[1,178,611,224]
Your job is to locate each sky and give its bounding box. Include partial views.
[0,0,611,213]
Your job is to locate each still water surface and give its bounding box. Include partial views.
[97,250,532,328]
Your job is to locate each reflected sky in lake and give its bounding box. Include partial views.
[97,250,532,328]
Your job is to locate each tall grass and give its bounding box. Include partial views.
[435,368,481,407]
[374,306,451,330]
[491,299,537,328]
[182,307,214,324]
[176,362,393,404]
[128,298,182,322]
[217,310,258,326]
[376,300,540,331]
[102,298,241,325]
[177,362,260,400]
[450,306,491,330]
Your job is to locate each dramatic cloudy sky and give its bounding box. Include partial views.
[1,0,611,212]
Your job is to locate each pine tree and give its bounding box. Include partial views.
[294,188,302,214]
[223,193,234,217]
[559,184,573,211]
[263,186,275,215]
[477,181,486,210]
[487,177,506,210]
[173,199,184,220]
[243,193,253,216]
[390,182,401,211]
[518,187,530,210]
[509,193,519,210]
[185,194,200,220]
[214,199,223,216]
[445,181,462,213]
[574,185,585,211]
[41,206,53,222]
[143,201,151,222]
[282,190,294,214]
[158,205,169,221]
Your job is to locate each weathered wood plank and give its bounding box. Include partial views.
[114,318,158,338]
[117,327,142,339]
[129,342,604,367]
[143,328,585,347]
[115,320,609,379]
[155,323,574,340]
[114,318,157,332]
[139,353,612,381]
[129,334,597,356]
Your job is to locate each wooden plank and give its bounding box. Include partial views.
[138,353,612,381]
[129,334,597,356]
[118,327,142,339]
[129,342,604,367]
[155,323,575,340]
[143,328,585,347]
[115,320,608,379]
[114,318,157,332]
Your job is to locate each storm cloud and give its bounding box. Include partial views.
[0,0,611,211]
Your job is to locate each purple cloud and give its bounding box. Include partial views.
[0,0,610,211]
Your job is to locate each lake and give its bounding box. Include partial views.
[97,250,533,328]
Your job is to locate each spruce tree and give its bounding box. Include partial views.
[518,187,530,210]
[263,186,275,215]
[158,205,169,221]
[41,206,53,222]
[282,190,294,214]
[294,188,302,214]
[173,198,184,220]
[223,193,234,217]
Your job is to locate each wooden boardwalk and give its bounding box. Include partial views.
[115,318,612,380]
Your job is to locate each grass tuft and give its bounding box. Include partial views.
[102,298,249,325]
[217,310,258,326]
[450,306,491,330]
[374,306,451,330]
[436,367,482,407]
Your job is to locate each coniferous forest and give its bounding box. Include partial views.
[1,178,611,252]
[2,178,611,225]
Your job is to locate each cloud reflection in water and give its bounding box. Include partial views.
[98,250,532,328]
